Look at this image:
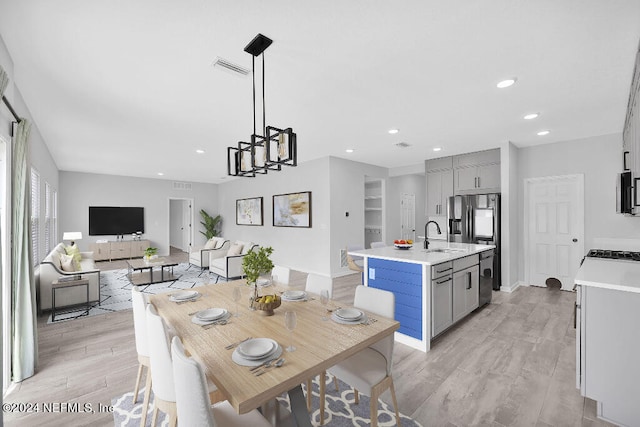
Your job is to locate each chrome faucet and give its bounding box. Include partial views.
[424,221,442,249]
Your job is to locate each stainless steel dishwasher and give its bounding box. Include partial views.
[479,250,494,306]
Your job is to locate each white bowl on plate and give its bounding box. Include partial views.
[394,243,413,250]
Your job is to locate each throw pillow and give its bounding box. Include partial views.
[65,244,82,270]
[241,242,255,255]
[227,243,244,256]
[60,254,77,272]
[204,238,217,250]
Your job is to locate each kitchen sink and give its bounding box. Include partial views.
[423,248,465,253]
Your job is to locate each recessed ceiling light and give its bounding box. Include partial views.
[537,130,550,136]
[433,147,442,152]
[523,113,539,120]
[157,172,164,176]
[388,129,399,134]
[345,149,354,153]
[496,78,517,88]
[196,149,205,154]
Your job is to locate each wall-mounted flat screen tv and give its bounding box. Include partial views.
[89,206,145,236]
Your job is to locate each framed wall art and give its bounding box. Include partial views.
[272,191,311,228]
[236,197,264,226]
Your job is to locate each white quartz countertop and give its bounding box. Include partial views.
[349,241,495,266]
[575,258,640,294]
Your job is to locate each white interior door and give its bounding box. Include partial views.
[525,174,584,291]
[401,193,415,241]
[182,200,192,250]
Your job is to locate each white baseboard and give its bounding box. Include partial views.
[500,280,523,293]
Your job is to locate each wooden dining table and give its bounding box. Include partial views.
[149,280,400,426]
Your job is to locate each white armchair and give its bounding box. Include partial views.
[208,241,258,281]
[189,237,230,270]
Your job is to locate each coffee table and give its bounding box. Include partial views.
[127,258,179,285]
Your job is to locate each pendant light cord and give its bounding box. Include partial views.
[252,56,256,136]
[262,52,266,136]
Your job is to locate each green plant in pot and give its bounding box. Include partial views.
[242,246,274,308]
[144,247,158,261]
[199,209,222,239]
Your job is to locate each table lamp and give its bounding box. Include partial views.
[63,231,82,247]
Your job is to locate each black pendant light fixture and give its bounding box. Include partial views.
[227,33,297,177]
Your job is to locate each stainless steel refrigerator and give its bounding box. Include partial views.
[447,194,501,303]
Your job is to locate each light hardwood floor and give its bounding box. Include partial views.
[4,250,614,426]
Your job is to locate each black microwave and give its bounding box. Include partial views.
[616,171,634,214]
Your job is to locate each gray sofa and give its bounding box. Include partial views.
[37,243,101,311]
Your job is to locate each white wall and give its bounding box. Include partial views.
[59,172,218,256]
[216,156,387,277]
[169,199,183,249]
[516,132,639,282]
[386,174,426,243]
[500,141,519,290]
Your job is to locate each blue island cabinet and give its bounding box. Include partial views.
[367,258,427,349]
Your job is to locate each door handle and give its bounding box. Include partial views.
[467,271,472,289]
[477,176,480,188]
[572,238,578,243]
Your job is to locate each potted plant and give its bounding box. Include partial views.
[242,246,275,309]
[200,209,222,240]
[144,247,158,261]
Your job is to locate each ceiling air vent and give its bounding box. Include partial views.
[173,182,192,191]
[394,142,412,148]
[212,57,249,76]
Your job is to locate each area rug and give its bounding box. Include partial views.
[112,377,422,427]
[47,263,226,323]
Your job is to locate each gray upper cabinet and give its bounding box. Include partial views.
[453,148,501,195]
[426,157,453,216]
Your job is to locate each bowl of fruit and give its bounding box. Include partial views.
[251,294,282,316]
[393,239,414,250]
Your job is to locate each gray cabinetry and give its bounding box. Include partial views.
[431,261,453,337]
[623,42,640,213]
[431,255,479,338]
[426,157,453,217]
[426,169,453,216]
[453,148,500,195]
[452,265,479,322]
[577,284,640,426]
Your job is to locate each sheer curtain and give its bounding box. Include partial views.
[3,63,38,381]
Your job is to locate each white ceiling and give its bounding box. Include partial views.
[1,0,639,184]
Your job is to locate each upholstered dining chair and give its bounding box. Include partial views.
[131,287,152,427]
[170,336,272,427]
[319,285,400,427]
[271,265,291,286]
[370,241,386,249]
[146,303,223,426]
[305,273,333,298]
[146,303,179,427]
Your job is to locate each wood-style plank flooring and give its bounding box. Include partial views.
[3,250,614,426]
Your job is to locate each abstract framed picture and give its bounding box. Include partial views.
[272,191,311,228]
[236,197,264,226]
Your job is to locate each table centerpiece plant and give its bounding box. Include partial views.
[242,246,275,310]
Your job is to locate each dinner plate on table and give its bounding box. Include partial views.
[281,290,307,301]
[331,309,368,325]
[335,308,363,321]
[237,338,277,359]
[232,338,283,367]
[169,290,200,302]
[195,308,227,321]
[191,311,231,326]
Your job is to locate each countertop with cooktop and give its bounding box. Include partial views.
[574,257,640,293]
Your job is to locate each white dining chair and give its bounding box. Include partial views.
[305,273,333,298]
[320,285,400,427]
[146,303,179,427]
[131,287,152,427]
[271,265,291,286]
[370,241,386,249]
[171,336,272,427]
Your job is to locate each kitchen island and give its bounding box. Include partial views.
[574,258,640,426]
[349,241,494,352]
